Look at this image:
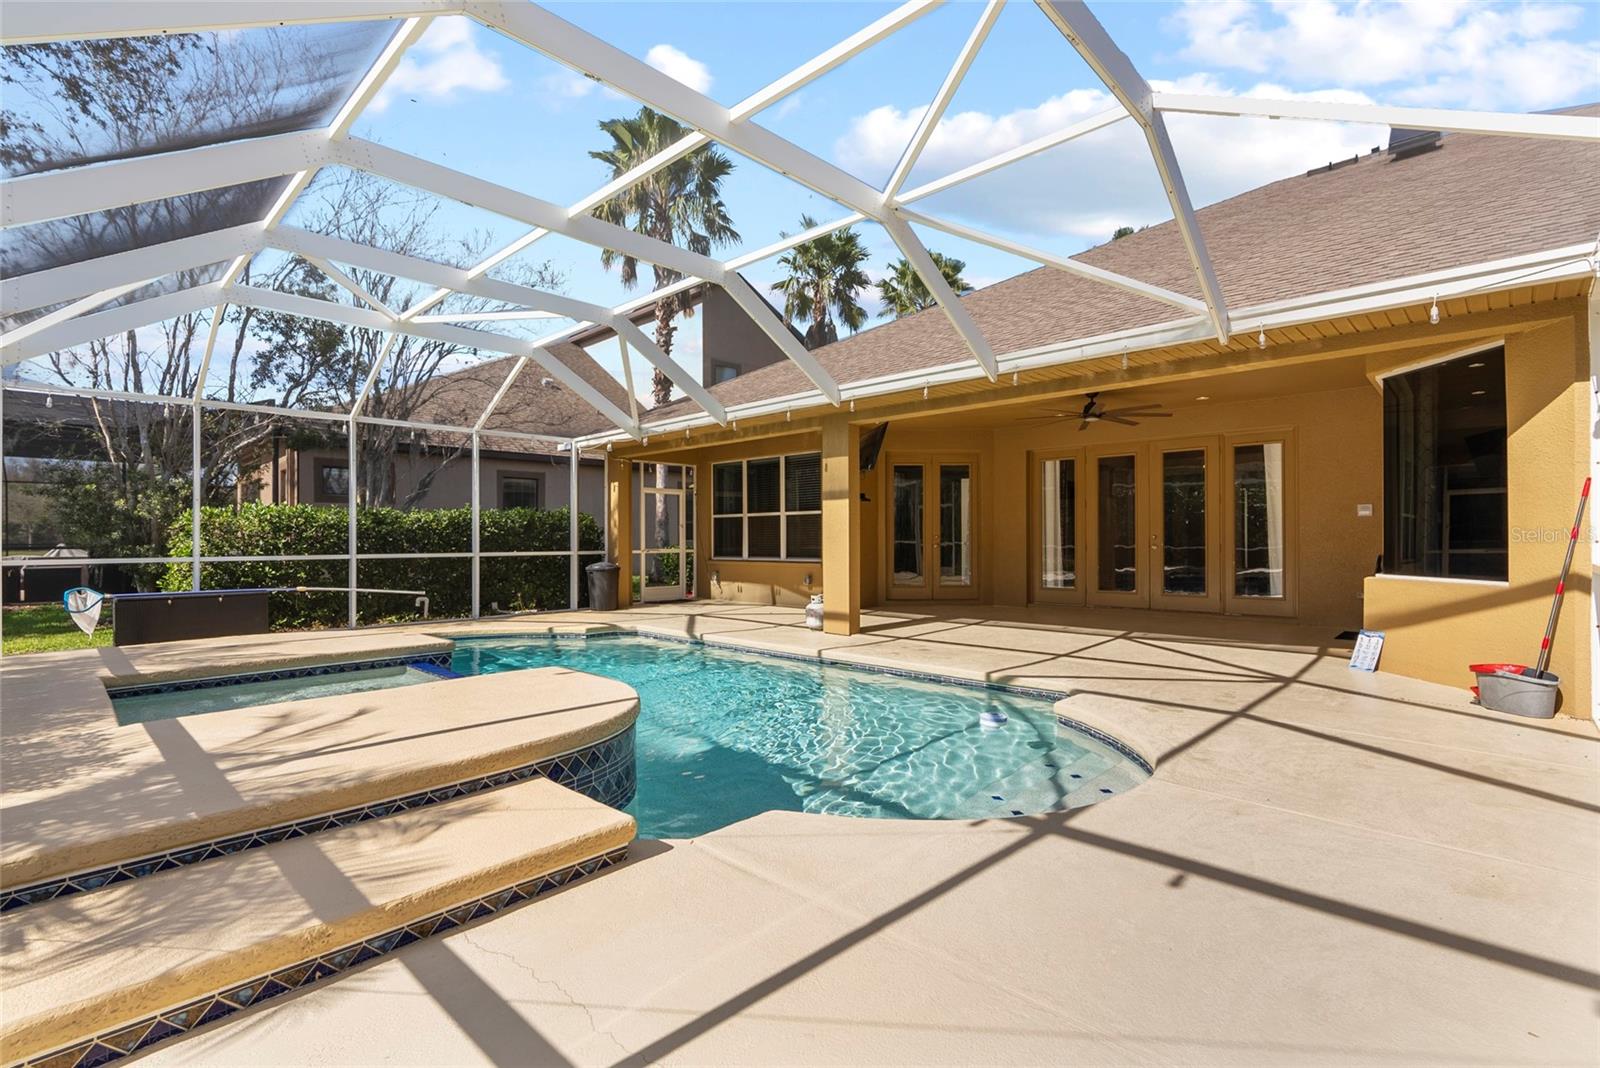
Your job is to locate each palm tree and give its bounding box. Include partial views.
[591,107,739,407]
[876,251,972,319]
[772,215,871,349]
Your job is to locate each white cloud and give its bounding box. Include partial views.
[645,44,713,94]
[834,79,1385,247]
[1170,0,1599,110]
[370,18,508,113]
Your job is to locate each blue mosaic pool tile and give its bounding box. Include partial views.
[102,653,455,701]
[1,726,635,913]
[20,846,628,1068]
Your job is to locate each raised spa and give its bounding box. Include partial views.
[453,635,1147,838]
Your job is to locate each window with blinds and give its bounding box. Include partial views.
[710,452,822,560]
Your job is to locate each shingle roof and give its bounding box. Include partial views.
[652,105,1600,420]
[408,340,634,439]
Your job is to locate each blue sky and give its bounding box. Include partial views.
[331,0,1600,401]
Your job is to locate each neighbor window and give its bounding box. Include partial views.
[316,461,349,503]
[1383,347,1507,580]
[711,362,739,383]
[500,475,541,510]
[711,453,822,560]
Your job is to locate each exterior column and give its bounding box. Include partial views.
[607,457,633,610]
[821,415,861,635]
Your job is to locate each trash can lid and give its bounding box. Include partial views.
[585,561,620,572]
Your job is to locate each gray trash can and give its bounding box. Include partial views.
[585,561,620,610]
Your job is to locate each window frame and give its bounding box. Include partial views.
[710,452,823,562]
[314,458,349,504]
[497,471,543,510]
[1375,342,1509,584]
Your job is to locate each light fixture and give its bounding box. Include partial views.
[45,394,53,409]
[605,442,612,453]
[1468,361,1485,368]
[922,383,930,400]
[1120,352,1129,370]
[786,407,792,422]
[1012,372,1020,385]
[1195,395,1210,401]
[1428,296,1440,325]
[1471,389,1486,396]
[849,399,855,412]
[642,435,649,446]
[1257,325,1266,349]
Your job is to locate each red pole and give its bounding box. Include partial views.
[1535,477,1591,677]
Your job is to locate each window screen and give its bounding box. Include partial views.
[711,453,823,560]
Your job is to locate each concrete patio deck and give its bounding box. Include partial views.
[123,602,1598,1066]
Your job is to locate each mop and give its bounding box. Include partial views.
[1534,476,1590,678]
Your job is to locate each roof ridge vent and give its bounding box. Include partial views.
[1388,128,1443,160]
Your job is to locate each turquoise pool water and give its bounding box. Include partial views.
[452,636,1147,838]
[111,664,439,725]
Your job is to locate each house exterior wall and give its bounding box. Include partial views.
[609,295,1593,716]
[1363,308,1591,713]
[247,449,607,520]
[700,284,791,385]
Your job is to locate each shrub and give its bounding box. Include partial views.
[161,503,603,629]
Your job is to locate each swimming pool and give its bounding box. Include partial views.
[453,636,1147,838]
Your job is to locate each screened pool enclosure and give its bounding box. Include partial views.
[2,1,1592,627]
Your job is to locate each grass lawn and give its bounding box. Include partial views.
[2,603,112,655]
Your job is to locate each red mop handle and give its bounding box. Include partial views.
[1536,476,1591,676]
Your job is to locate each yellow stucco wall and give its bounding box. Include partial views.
[610,296,1593,715]
[1363,314,1591,711]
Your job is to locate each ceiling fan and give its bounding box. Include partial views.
[1022,392,1174,431]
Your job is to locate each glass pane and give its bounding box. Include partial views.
[1096,455,1137,592]
[1162,450,1207,595]
[1383,348,1507,579]
[1234,443,1285,597]
[938,464,972,586]
[712,462,742,515]
[641,493,680,551]
[785,513,821,560]
[640,462,684,490]
[712,516,742,558]
[747,514,780,558]
[892,465,924,585]
[784,453,822,512]
[642,551,683,589]
[747,458,780,514]
[1040,458,1075,589]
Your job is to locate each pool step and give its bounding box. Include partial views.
[975,745,1120,816]
[1,777,634,1068]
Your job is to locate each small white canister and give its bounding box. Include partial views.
[804,593,825,630]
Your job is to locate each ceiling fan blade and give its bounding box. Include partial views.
[1105,403,1166,413]
[1134,410,1174,418]
[1078,419,1091,431]
[1100,414,1138,426]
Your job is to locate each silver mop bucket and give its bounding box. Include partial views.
[1475,669,1559,719]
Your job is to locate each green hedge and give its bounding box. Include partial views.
[159,503,603,629]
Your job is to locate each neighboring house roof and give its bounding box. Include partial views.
[650,104,1600,420]
[406,340,636,439]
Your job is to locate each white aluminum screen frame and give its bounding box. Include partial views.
[2,0,1597,629]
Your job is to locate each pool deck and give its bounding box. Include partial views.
[92,602,1598,1066]
[0,629,637,889]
